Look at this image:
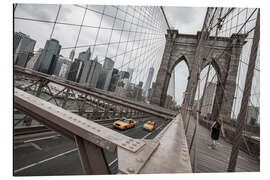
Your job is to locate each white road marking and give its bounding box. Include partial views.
[14,142,42,151]
[14,148,77,174]
[24,135,61,143]
[108,158,118,167]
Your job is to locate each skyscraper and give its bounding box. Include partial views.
[143,67,154,97]
[108,68,120,92]
[78,47,91,63]
[79,60,102,87]
[96,57,115,90]
[67,58,84,82]
[119,71,130,80]
[167,69,176,100]
[52,56,72,76]
[69,49,75,61]
[14,32,36,67]
[247,106,260,125]
[138,81,143,88]
[127,67,134,82]
[201,82,216,116]
[38,39,61,75]
[26,48,43,70]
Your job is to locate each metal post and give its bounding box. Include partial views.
[227,9,259,172]
[75,135,110,174]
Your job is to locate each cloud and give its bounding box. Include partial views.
[163,6,206,34]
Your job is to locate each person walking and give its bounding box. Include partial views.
[210,117,226,149]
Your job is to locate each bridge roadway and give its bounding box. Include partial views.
[186,114,260,172]
[14,116,165,176]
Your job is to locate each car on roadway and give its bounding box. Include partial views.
[143,121,156,132]
[113,117,136,130]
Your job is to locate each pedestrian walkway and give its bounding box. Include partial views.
[185,114,260,172]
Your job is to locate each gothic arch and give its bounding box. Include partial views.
[150,29,247,124]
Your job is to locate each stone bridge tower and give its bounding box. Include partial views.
[150,29,247,124]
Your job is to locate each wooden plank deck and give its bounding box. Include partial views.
[185,114,260,173]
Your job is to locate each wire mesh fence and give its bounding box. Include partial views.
[14,4,168,86]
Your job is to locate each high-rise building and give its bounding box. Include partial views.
[167,69,176,100]
[53,56,72,76]
[67,58,84,82]
[96,57,115,90]
[138,81,143,88]
[127,67,134,82]
[108,68,120,92]
[69,49,75,61]
[201,82,216,116]
[79,60,102,87]
[143,67,154,97]
[14,32,25,52]
[59,62,71,79]
[38,39,61,75]
[26,48,43,70]
[119,71,130,80]
[14,32,36,67]
[247,106,260,125]
[78,47,91,63]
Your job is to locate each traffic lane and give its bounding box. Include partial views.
[109,116,166,139]
[14,135,119,175]
[15,149,83,176]
[14,136,77,170]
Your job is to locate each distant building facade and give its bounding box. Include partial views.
[69,49,75,61]
[108,68,120,92]
[201,82,216,116]
[37,39,61,75]
[14,32,36,67]
[26,48,43,70]
[138,81,143,88]
[167,69,176,100]
[247,106,260,125]
[67,58,84,82]
[80,60,102,87]
[127,67,134,82]
[53,56,72,77]
[143,67,154,97]
[96,57,115,90]
[119,71,130,80]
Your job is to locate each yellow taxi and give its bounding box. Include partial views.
[143,121,156,132]
[113,117,136,130]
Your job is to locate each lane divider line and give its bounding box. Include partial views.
[24,135,61,143]
[14,148,77,174]
[108,158,118,167]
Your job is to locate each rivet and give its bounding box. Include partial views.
[136,158,143,163]
[127,167,135,173]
